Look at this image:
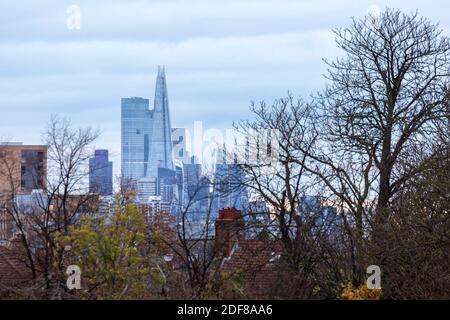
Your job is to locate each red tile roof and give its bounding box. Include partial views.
[0,246,33,288]
[221,239,283,298]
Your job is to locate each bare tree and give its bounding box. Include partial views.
[234,96,346,298]
[1,116,100,299]
[301,139,378,285]
[317,9,450,265]
[384,142,450,299]
[158,173,224,299]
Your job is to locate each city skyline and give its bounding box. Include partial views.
[122,67,177,203]
[1,0,450,178]
[0,2,449,303]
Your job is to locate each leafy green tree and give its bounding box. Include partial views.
[57,202,164,299]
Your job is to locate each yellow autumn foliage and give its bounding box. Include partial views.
[341,283,383,300]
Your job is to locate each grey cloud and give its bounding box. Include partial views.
[1,0,449,171]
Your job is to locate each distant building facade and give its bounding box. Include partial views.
[183,156,210,215]
[121,97,152,182]
[89,149,113,195]
[213,148,248,214]
[0,143,47,243]
[0,143,47,194]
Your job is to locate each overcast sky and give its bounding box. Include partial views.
[1,0,449,173]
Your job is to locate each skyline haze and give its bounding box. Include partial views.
[1,0,449,178]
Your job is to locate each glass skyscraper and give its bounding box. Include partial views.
[213,147,248,213]
[121,66,176,204]
[146,66,174,178]
[121,97,152,182]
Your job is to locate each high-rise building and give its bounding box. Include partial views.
[213,148,230,211]
[89,149,113,195]
[137,177,157,203]
[183,156,209,210]
[213,147,248,213]
[174,161,184,206]
[157,167,177,203]
[146,66,174,178]
[172,128,193,209]
[0,143,47,242]
[176,156,213,237]
[121,66,177,205]
[0,143,47,195]
[121,97,152,182]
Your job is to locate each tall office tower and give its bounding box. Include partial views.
[183,156,209,208]
[172,127,191,207]
[179,156,212,237]
[213,148,230,212]
[121,97,152,182]
[157,167,177,203]
[121,67,176,205]
[227,163,248,210]
[184,158,202,204]
[89,149,113,195]
[174,161,183,205]
[213,147,248,213]
[146,66,174,179]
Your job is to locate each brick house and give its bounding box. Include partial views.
[215,208,284,299]
[0,245,34,298]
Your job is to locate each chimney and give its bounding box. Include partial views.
[215,207,244,257]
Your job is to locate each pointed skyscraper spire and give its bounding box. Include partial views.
[146,65,174,178]
[154,65,168,112]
